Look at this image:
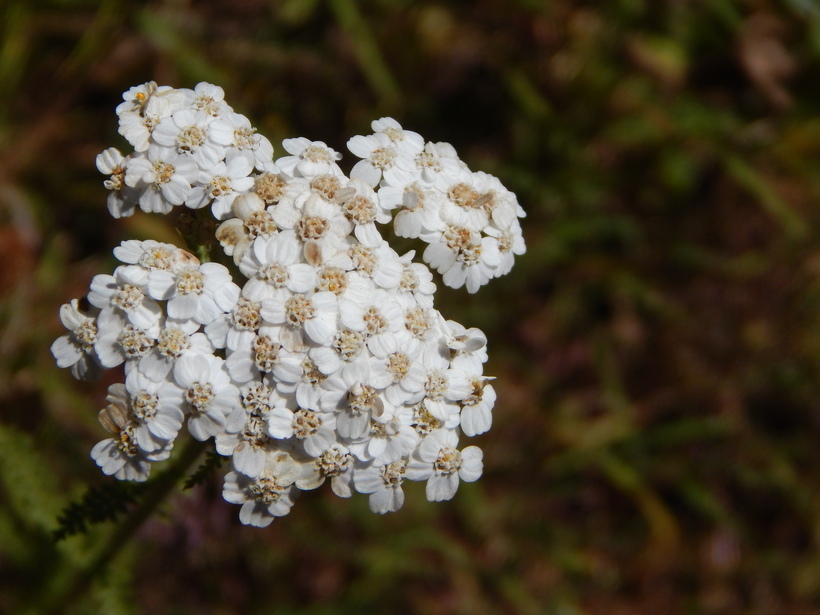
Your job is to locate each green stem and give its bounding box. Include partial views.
[175,207,218,264]
[36,437,209,615]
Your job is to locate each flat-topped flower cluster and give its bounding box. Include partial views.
[52,82,522,526]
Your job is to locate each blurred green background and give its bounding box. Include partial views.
[3,0,820,613]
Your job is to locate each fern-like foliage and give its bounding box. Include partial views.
[182,450,224,490]
[0,424,65,534]
[52,481,148,542]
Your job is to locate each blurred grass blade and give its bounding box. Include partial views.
[327,0,401,108]
[722,153,808,241]
[597,451,680,553]
[137,8,228,85]
[0,2,30,100]
[505,67,552,120]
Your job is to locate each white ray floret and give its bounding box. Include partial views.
[405,429,483,502]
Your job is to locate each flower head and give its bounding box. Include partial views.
[56,80,522,526]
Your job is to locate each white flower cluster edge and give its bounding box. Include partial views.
[52,81,523,526]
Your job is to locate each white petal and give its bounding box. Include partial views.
[369,486,403,514]
[405,458,433,482]
[51,336,83,368]
[350,160,381,188]
[233,442,266,478]
[267,407,294,438]
[288,265,316,293]
[304,316,336,346]
[426,474,459,502]
[458,446,483,482]
[161,176,190,205]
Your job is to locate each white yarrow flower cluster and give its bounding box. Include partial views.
[348,118,527,293]
[99,81,267,219]
[53,82,523,527]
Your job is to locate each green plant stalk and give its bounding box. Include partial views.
[35,436,210,615]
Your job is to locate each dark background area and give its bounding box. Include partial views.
[3,0,820,613]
